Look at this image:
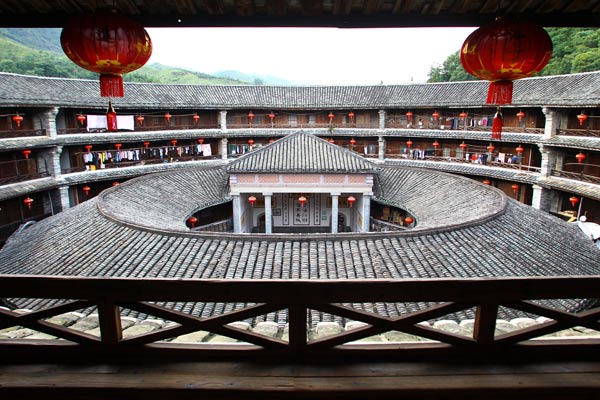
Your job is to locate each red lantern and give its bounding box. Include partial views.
[328,112,334,122]
[248,138,255,146]
[459,141,468,151]
[298,196,307,207]
[348,111,355,121]
[193,113,200,124]
[516,111,525,122]
[269,112,275,121]
[328,138,335,144]
[77,114,86,125]
[460,18,552,105]
[84,145,93,153]
[487,143,495,153]
[23,196,33,210]
[106,101,117,132]
[114,143,122,150]
[248,111,254,122]
[164,112,172,123]
[459,111,467,120]
[12,114,23,127]
[60,12,152,97]
[197,138,204,144]
[433,140,440,149]
[171,139,178,146]
[406,139,413,148]
[188,216,198,228]
[576,152,586,163]
[248,195,256,207]
[511,184,519,194]
[516,144,524,155]
[404,216,414,226]
[569,196,579,209]
[483,179,491,185]
[143,141,150,149]
[136,115,145,125]
[349,138,356,146]
[21,149,31,159]
[406,111,413,123]
[577,112,588,126]
[432,111,440,120]
[82,185,91,197]
[347,195,356,208]
[269,138,275,143]
[112,182,120,186]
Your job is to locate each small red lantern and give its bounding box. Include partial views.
[21,149,31,159]
[406,139,413,148]
[459,111,468,120]
[347,195,356,208]
[328,112,334,122]
[193,113,200,124]
[350,138,356,146]
[12,114,23,127]
[143,141,150,149]
[60,11,152,97]
[197,138,204,144]
[164,112,172,124]
[432,111,440,120]
[136,115,145,125]
[188,216,198,228]
[516,144,524,155]
[82,185,91,197]
[569,196,579,209]
[114,143,122,150]
[487,143,495,153]
[483,179,491,185]
[298,196,307,207]
[460,18,552,105]
[23,196,33,210]
[406,111,413,123]
[269,138,275,143]
[459,141,468,151]
[248,195,256,207]
[248,111,254,122]
[511,184,519,194]
[577,112,588,126]
[575,152,586,164]
[404,216,414,226]
[112,182,120,186]
[77,114,86,125]
[269,112,275,121]
[171,139,178,146]
[84,145,93,153]
[516,111,525,122]
[248,138,255,146]
[348,111,355,121]
[433,140,440,149]
[328,138,335,144]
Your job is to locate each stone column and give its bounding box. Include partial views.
[220,110,228,130]
[378,110,386,130]
[264,193,272,234]
[531,185,560,213]
[542,107,558,140]
[331,194,339,234]
[378,136,385,161]
[43,107,60,139]
[49,145,63,177]
[555,152,565,172]
[361,194,371,232]
[220,138,228,160]
[232,194,242,233]
[538,144,556,178]
[57,185,71,212]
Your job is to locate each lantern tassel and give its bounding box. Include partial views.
[492,108,503,140]
[487,80,513,105]
[100,74,124,97]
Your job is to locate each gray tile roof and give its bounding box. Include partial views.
[227,131,376,174]
[2,70,599,110]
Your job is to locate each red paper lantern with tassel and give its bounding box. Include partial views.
[516,111,525,122]
[347,196,356,208]
[60,11,152,97]
[569,196,579,209]
[577,112,588,126]
[12,114,23,127]
[460,18,552,105]
[188,216,198,228]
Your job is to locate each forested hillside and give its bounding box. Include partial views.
[428,28,600,83]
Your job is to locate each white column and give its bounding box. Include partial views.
[538,144,555,178]
[378,109,386,130]
[331,194,339,234]
[49,145,63,177]
[43,107,60,138]
[232,194,243,233]
[361,194,371,232]
[378,136,385,161]
[57,185,71,211]
[220,110,227,130]
[542,107,558,140]
[220,138,228,160]
[264,193,272,234]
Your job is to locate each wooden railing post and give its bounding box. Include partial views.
[288,305,307,355]
[473,303,499,345]
[97,298,122,345]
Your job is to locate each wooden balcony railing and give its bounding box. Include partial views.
[557,128,600,138]
[0,129,46,139]
[552,168,600,185]
[1,275,599,362]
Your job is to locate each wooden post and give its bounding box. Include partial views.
[288,305,307,355]
[97,298,122,345]
[473,303,499,345]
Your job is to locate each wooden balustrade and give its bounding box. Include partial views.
[1,275,599,362]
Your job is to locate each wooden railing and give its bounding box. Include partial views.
[552,168,600,184]
[0,129,46,139]
[1,275,599,362]
[557,128,600,138]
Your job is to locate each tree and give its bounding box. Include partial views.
[428,52,475,82]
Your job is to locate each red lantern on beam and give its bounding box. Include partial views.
[298,196,307,207]
[487,143,495,153]
[197,138,204,144]
[516,111,525,122]
[143,141,150,149]
[84,145,93,153]
[347,196,356,208]
[164,112,172,124]
[576,152,586,164]
[82,185,91,197]
[406,139,413,148]
[136,115,145,126]
[60,11,152,97]
[406,111,413,123]
[328,138,335,144]
[569,196,579,209]
[112,182,120,186]
[248,195,256,207]
[268,112,275,122]
[483,179,491,185]
[459,111,468,120]
[248,138,255,146]
[404,216,414,226]
[511,184,519,194]
[328,112,334,123]
[348,111,355,122]
[349,138,356,146]
[577,112,588,126]
[188,216,198,228]
[460,18,552,105]
[171,139,178,146]
[432,111,440,120]
[248,111,254,123]
[459,141,468,151]
[432,140,440,149]
[114,143,122,151]
[516,144,524,155]
[193,113,200,124]
[23,196,33,210]
[21,149,31,159]
[12,113,23,127]
[77,114,86,125]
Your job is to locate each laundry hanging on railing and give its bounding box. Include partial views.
[86,115,134,131]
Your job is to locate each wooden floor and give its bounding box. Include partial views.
[2,359,600,400]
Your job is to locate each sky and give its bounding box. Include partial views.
[146,27,476,85]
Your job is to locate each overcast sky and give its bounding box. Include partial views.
[146,27,476,85]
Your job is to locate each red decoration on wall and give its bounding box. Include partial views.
[106,101,117,132]
[269,112,275,121]
[12,114,23,127]
[347,196,356,208]
[77,114,86,125]
[432,140,440,149]
[171,139,177,146]
[61,11,152,97]
[349,138,356,146]
[23,196,33,210]
[460,18,552,105]
[577,112,588,126]
[21,149,31,159]
[432,111,440,120]
[569,196,579,208]
[348,111,355,121]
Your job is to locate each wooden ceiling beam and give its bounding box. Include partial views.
[266,0,288,16]
[205,0,225,15]
[363,0,383,15]
[302,0,323,16]
[174,0,197,15]
[234,0,255,17]
[333,0,352,16]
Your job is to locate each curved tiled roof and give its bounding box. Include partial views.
[2,71,600,109]
[227,132,376,174]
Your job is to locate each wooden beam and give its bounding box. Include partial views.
[363,0,383,15]
[234,0,255,17]
[266,0,288,16]
[333,0,352,15]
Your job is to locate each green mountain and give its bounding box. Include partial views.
[428,27,600,83]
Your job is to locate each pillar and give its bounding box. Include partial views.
[43,107,60,139]
[538,144,556,178]
[542,107,558,140]
[378,109,386,130]
[378,136,385,161]
[331,194,339,234]
[220,110,228,130]
[57,185,71,212]
[232,194,243,233]
[220,138,228,160]
[264,193,272,234]
[531,185,561,213]
[361,194,371,232]
[49,145,63,177]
